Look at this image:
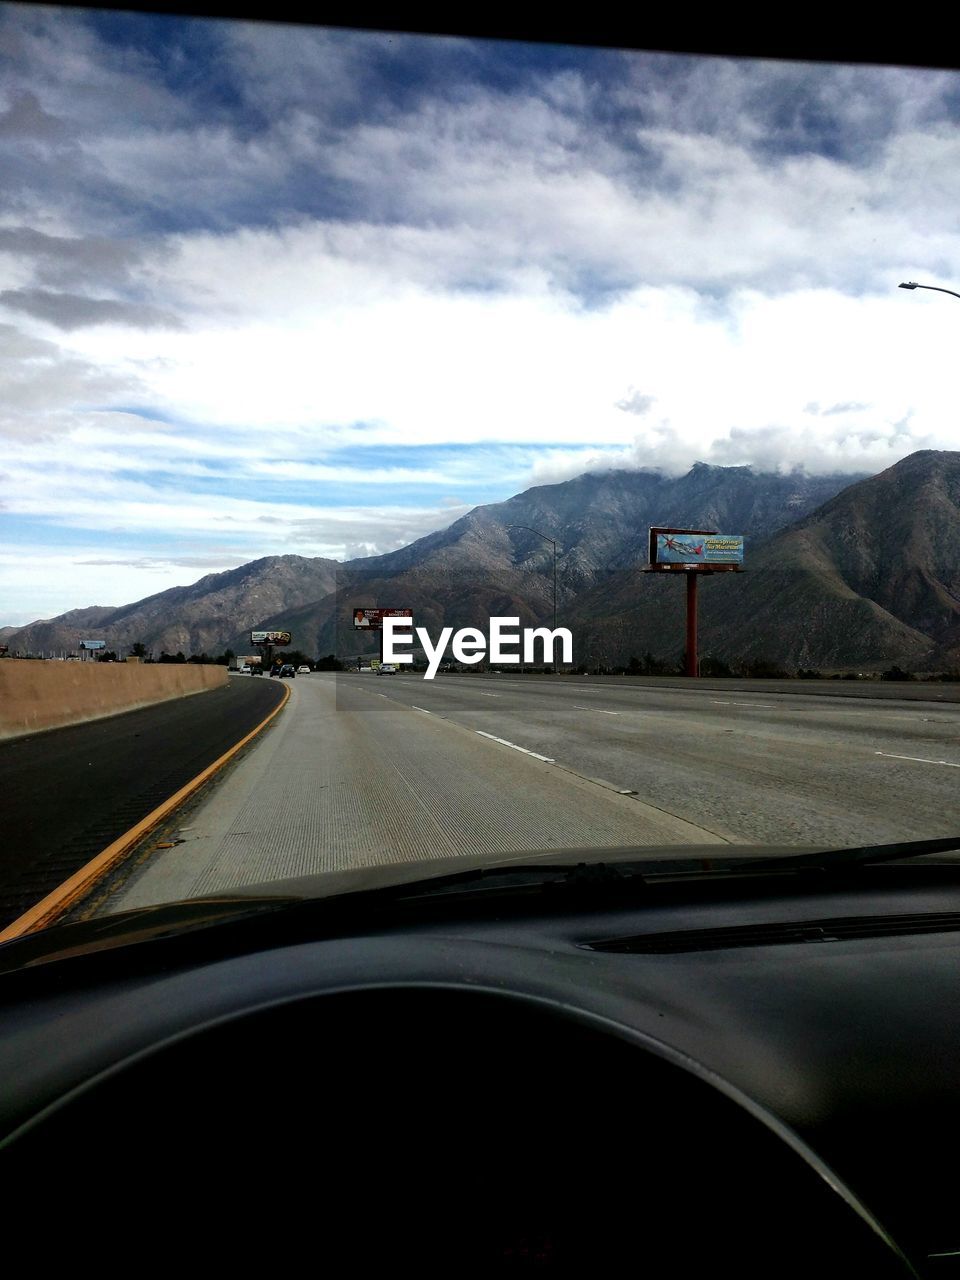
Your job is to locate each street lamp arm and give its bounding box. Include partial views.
[899,282,960,301]
[507,524,559,670]
[507,523,556,550]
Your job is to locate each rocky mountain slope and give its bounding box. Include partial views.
[567,451,960,671]
[16,453,960,672]
[231,464,863,658]
[5,555,339,658]
[5,464,858,660]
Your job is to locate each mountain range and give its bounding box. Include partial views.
[568,451,960,672]
[6,451,960,672]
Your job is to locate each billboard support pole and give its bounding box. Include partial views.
[352,609,413,668]
[645,528,744,679]
[686,572,698,678]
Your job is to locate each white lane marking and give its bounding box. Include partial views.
[475,691,501,697]
[711,700,775,708]
[572,705,620,715]
[475,730,555,763]
[411,705,432,714]
[875,751,960,768]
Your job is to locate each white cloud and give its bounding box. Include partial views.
[0,322,139,437]
[59,281,959,462]
[0,499,474,624]
[4,13,960,620]
[0,287,182,329]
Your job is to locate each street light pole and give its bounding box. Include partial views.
[899,281,960,301]
[507,524,558,673]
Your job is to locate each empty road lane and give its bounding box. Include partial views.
[344,673,960,847]
[92,671,960,916]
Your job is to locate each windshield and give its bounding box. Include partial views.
[1,8,959,938]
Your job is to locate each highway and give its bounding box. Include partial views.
[97,671,960,915]
[0,676,285,931]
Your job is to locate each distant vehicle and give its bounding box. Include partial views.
[238,665,251,674]
[279,665,296,678]
[378,664,397,674]
[297,665,311,674]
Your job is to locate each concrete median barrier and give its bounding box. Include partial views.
[0,660,228,741]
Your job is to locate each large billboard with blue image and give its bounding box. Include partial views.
[655,533,744,565]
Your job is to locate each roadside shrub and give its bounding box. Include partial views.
[700,656,733,677]
[738,657,790,679]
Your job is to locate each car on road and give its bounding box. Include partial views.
[279,664,296,678]
[297,665,311,674]
[377,663,397,674]
[238,665,252,674]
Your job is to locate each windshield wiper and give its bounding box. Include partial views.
[738,834,960,873]
[384,859,643,900]
[389,837,960,899]
[7,840,959,977]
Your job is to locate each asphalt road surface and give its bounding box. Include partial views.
[0,675,284,930]
[100,671,960,914]
[362,673,960,846]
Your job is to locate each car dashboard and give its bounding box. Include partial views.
[2,866,959,1276]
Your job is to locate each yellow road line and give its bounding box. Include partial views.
[0,682,291,942]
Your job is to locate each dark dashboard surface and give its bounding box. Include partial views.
[2,869,960,1275]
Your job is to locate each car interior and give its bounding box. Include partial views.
[3,857,958,1275]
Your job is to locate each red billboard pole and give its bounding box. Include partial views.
[644,528,744,677]
[686,571,698,678]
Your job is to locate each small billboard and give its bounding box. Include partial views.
[79,639,107,650]
[251,630,292,645]
[353,608,413,630]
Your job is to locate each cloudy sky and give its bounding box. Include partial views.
[2,8,960,624]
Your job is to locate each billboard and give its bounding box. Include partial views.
[654,533,744,565]
[353,608,413,630]
[79,639,107,650]
[251,630,292,645]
